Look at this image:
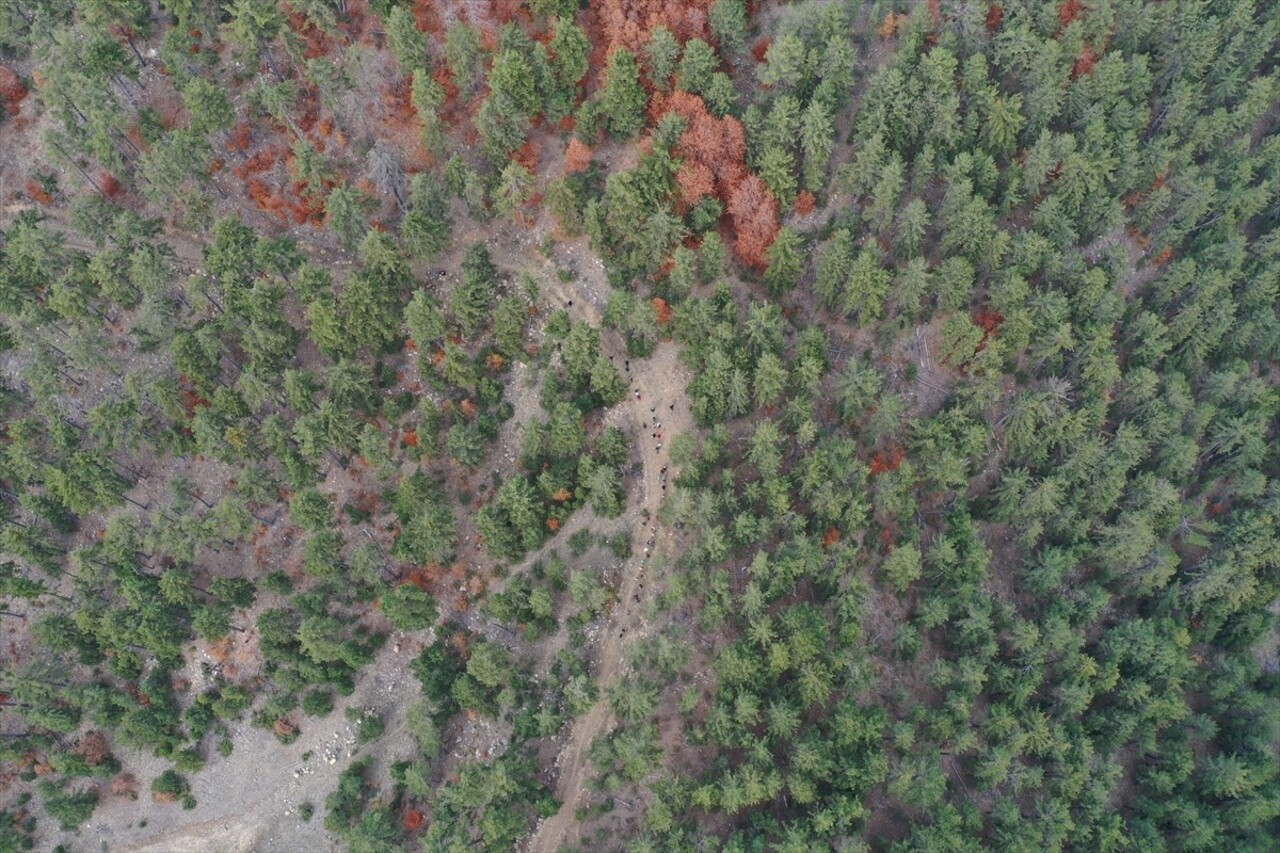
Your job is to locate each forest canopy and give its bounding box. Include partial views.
[1,0,1279,851]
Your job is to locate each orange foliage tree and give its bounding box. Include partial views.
[664,91,745,203]
[656,90,779,268]
[1072,44,1097,78]
[869,446,906,476]
[99,172,123,198]
[564,137,593,174]
[0,66,28,116]
[410,0,444,36]
[594,0,715,58]
[24,180,52,205]
[675,159,714,206]
[651,297,672,325]
[794,189,816,216]
[728,175,780,269]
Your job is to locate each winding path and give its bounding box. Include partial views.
[525,335,691,852]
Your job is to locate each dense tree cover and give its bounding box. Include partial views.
[1,0,1279,850]
[589,2,1280,851]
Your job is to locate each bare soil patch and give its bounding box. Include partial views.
[45,633,426,852]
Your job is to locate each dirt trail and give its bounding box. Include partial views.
[475,224,696,853]
[527,339,692,852]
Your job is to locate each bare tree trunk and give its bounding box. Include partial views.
[61,95,88,124]
[125,34,147,66]
[48,139,106,195]
[362,529,398,580]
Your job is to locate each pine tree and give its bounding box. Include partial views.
[451,244,498,340]
[385,6,429,71]
[645,26,681,90]
[753,351,787,408]
[678,39,719,96]
[409,70,446,153]
[709,0,748,57]
[764,227,803,296]
[590,355,628,405]
[841,248,890,322]
[400,174,450,261]
[492,163,534,226]
[445,21,484,95]
[815,229,854,311]
[324,186,368,252]
[546,20,589,121]
[586,465,624,517]
[340,268,397,353]
[600,48,646,139]
[800,99,835,191]
[380,585,438,631]
[758,147,798,210]
[181,78,233,136]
